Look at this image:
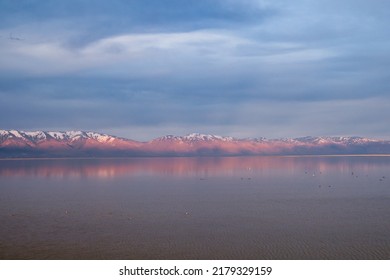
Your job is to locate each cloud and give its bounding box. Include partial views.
[0,0,389,139]
[0,0,275,38]
[0,29,345,104]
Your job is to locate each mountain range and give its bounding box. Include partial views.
[1,129,389,158]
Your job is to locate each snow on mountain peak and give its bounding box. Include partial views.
[183,133,234,141]
[153,133,235,142]
[184,133,214,141]
[66,131,85,139]
[9,130,24,138]
[47,131,66,140]
[292,136,380,145]
[85,132,115,143]
[0,130,8,136]
[24,131,47,141]
[154,135,180,142]
[44,131,116,143]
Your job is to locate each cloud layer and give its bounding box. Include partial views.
[1,0,389,140]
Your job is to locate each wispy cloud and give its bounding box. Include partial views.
[0,30,337,76]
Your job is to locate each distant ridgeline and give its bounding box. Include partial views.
[1,130,390,158]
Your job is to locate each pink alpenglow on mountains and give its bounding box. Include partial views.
[0,130,389,158]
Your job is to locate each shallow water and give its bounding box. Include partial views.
[0,156,389,259]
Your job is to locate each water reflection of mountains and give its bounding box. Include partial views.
[1,156,389,178]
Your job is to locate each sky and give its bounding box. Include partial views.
[0,0,389,140]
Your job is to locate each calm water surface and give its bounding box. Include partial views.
[0,156,389,259]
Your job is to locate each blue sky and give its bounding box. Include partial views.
[0,0,389,140]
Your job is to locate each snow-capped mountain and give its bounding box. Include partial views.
[0,130,119,143]
[0,129,389,157]
[153,133,235,142]
[292,136,380,145]
[0,129,141,157]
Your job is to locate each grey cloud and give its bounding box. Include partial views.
[1,0,389,140]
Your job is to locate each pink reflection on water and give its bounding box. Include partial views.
[0,156,389,178]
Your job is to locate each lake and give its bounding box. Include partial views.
[0,156,389,259]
